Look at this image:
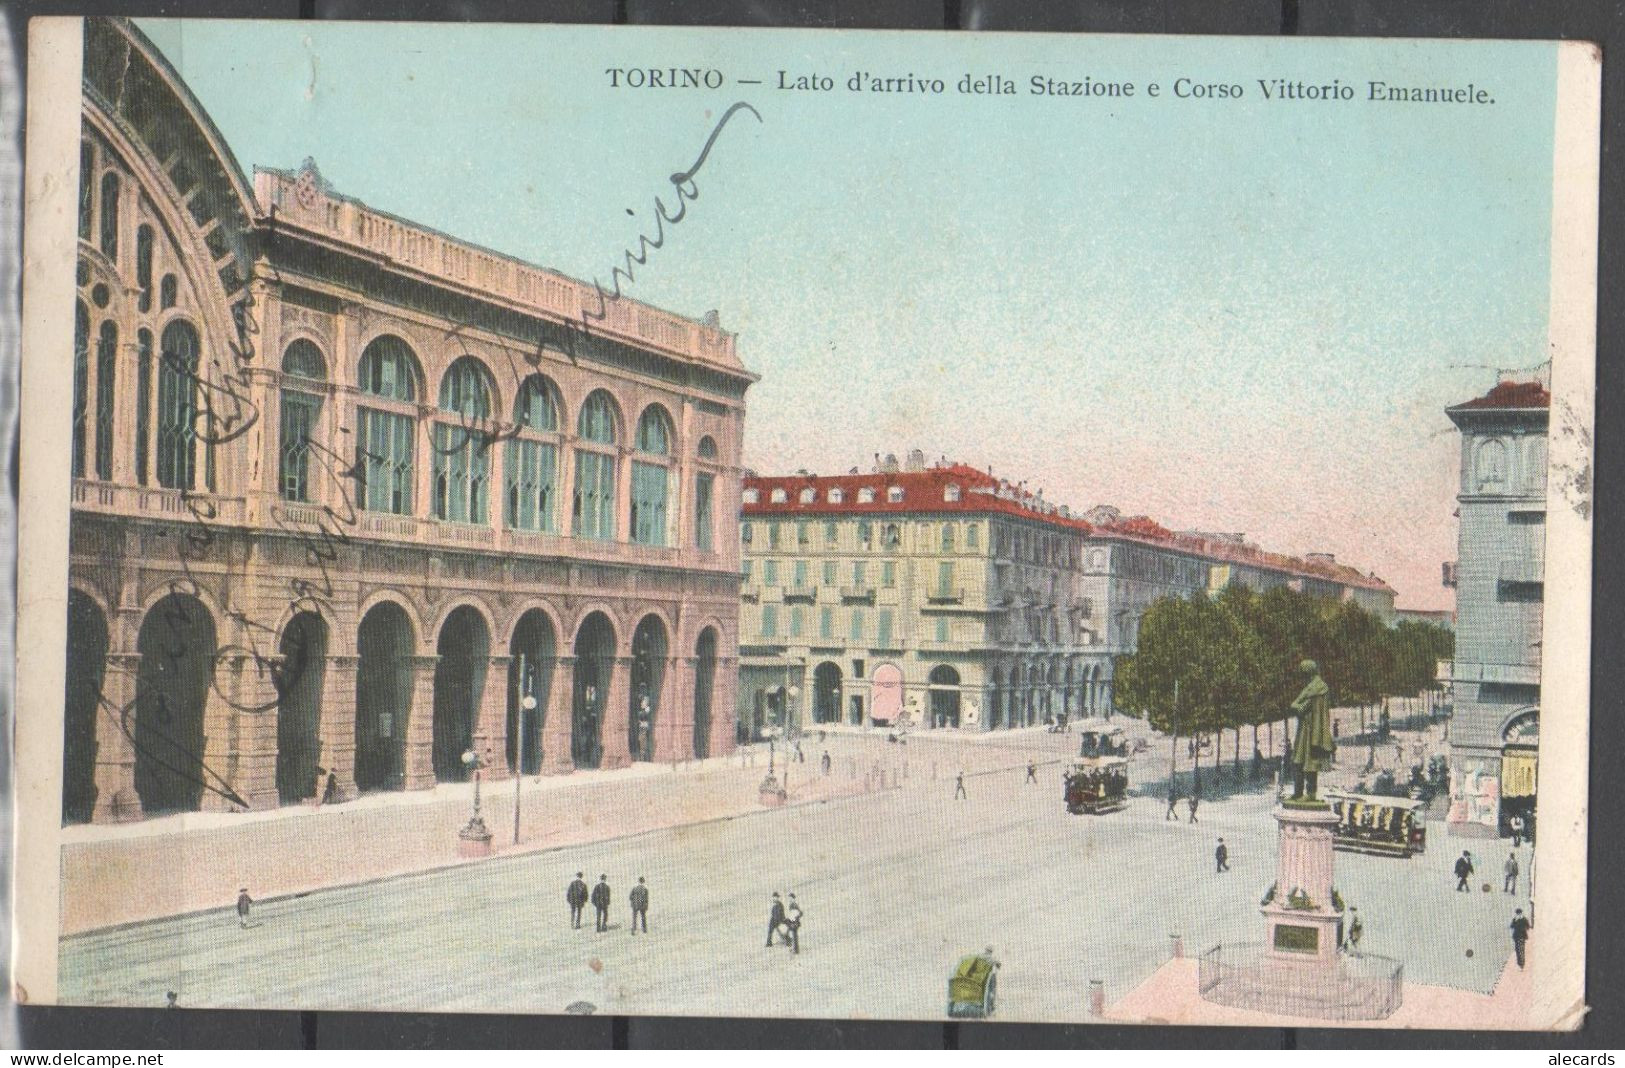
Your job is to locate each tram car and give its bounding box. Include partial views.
[1064,755,1129,815]
[1325,790,1428,858]
[1077,725,1130,759]
[946,950,1000,1018]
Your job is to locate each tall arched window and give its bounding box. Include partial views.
[279,340,326,503]
[156,320,202,490]
[506,374,560,533]
[1476,438,1507,489]
[432,357,493,524]
[71,302,89,478]
[356,335,419,515]
[631,405,673,546]
[94,320,117,480]
[697,435,718,460]
[77,144,93,242]
[135,329,152,486]
[98,172,119,260]
[573,390,619,541]
[135,225,154,313]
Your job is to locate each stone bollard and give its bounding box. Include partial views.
[1169,934,1184,960]
[1089,979,1105,1017]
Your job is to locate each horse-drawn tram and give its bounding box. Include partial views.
[1064,759,1129,815]
[1325,790,1428,858]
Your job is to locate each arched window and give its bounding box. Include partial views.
[356,335,420,515]
[770,488,787,503]
[742,488,759,505]
[506,375,561,533]
[857,487,875,504]
[829,487,844,504]
[77,143,93,242]
[98,172,119,260]
[94,321,117,480]
[635,405,673,455]
[279,340,326,503]
[574,390,619,540]
[433,357,494,524]
[632,406,674,546]
[887,486,904,503]
[71,303,89,478]
[945,483,961,502]
[159,274,177,311]
[135,225,154,313]
[697,435,718,460]
[135,329,152,486]
[577,389,618,444]
[156,320,202,490]
[1476,438,1507,489]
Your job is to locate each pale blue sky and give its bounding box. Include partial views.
[140,20,1561,610]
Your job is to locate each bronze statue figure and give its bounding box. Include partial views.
[1289,659,1335,801]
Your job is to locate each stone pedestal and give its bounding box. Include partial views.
[759,772,787,806]
[1262,802,1343,964]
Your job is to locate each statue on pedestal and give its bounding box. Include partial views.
[1289,659,1335,802]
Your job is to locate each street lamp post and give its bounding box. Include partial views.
[513,655,538,845]
[459,747,493,856]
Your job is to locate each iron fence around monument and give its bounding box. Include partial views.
[1198,942,1404,1021]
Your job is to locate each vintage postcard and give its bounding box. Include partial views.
[13,17,1597,1029]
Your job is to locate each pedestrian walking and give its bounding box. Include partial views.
[312,765,328,808]
[1187,795,1200,824]
[1504,852,1520,895]
[1165,792,1179,821]
[236,887,253,929]
[322,770,338,805]
[1251,747,1263,782]
[1348,908,1364,954]
[164,991,178,1009]
[567,872,589,929]
[629,876,650,935]
[1215,837,1229,873]
[786,893,803,955]
[1025,760,1038,784]
[766,891,786,947]
[1454,850,1475,893]
[821,750,831,776]
[1509,814,1526,847]
[1510,908,1531,968]
[954,771,967,800]
[795,740,805,764]
[591,874,611,932]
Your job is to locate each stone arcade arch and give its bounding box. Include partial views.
[630,615,669,762]
[62,590,109,823]
[133,592,216,814]
[929,664,962,729]
[434,606,491,782]
[507,609,556,775]
[693,628,718,759]
[276,611,327,804]
[355,602,414,793]
[813,661,843,726]
[572,612,616,769]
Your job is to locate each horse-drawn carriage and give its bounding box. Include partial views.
[946,950,1000,1018]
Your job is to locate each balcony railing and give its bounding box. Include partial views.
[784,586,817,603]
[71,480,730,573]
[926,588,965,605]
[840,585,876,603]
[255,169,740,370]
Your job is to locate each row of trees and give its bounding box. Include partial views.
[1113,585,1455,790]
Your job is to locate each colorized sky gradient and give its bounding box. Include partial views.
[140,20,1563,611]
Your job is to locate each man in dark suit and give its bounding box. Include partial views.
[629,876,650,935]
[567,872,589,929]
[765,892,785,947]
[1510,908,1531,968]
[591,874,611,932]
[1215,838,1229,873]
[1455,851,1475,892]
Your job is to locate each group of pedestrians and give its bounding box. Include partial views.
[765,891,804,954]
[566,872,651,935]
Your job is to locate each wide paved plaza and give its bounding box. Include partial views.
[59,725,1528,1022]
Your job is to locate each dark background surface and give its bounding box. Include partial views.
[7,0,1621,1050]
